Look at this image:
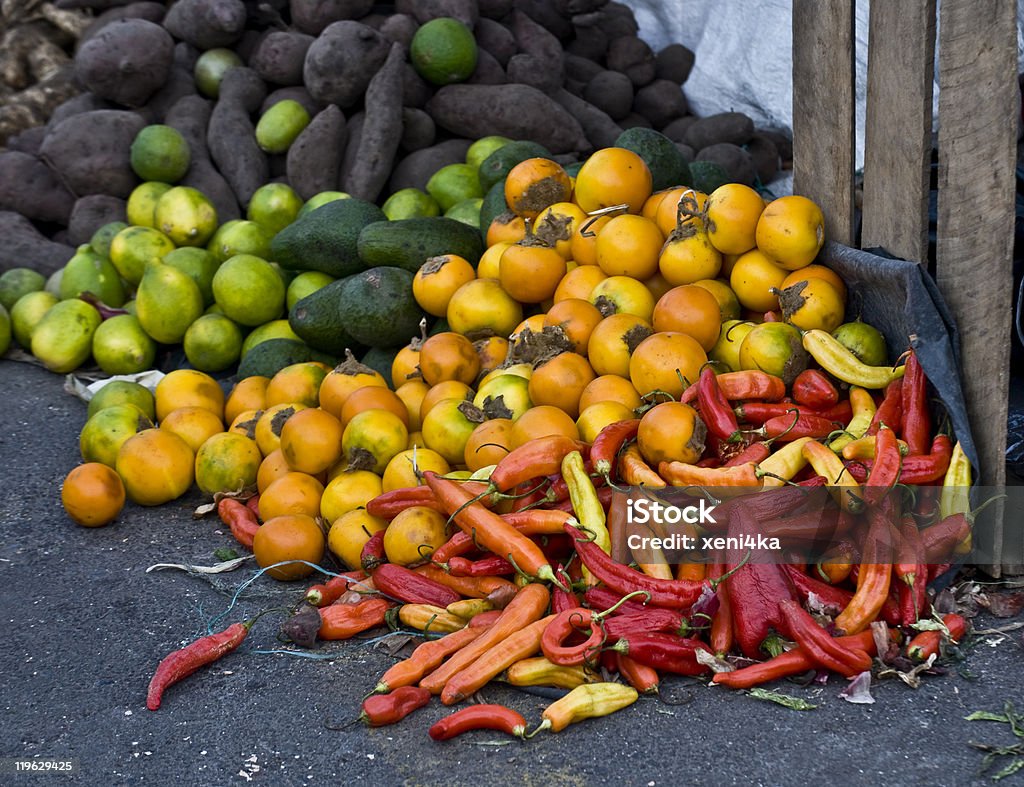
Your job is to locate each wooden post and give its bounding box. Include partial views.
[935,0,1018,574]
[792,0,856,246]
[860,0,936,264]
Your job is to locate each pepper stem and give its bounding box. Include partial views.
[593,590,652,621]
[524,718,552,738]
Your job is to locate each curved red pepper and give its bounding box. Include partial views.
[541,607,603,666]
[864,426,902,508]
[217,498,260,550]
[447,555,515,577]
[489,435,587,492]
[360,686,430,727]
[305,570,369,607]
[366,487,444,519]
[372,563,462,607]
[697,366,741,441]
[681,370,786,404]
[591,419,640,479]
[611,632,711,675]
[899,351,931,456]
[146,621,250,711]
[845,434,952,484]
[734,401,852,426]
[428,705,527,740]
[603,609,686,639]
[360,530,386,572]
[906,613,967,661]
[583,586,655,617]
[781,564,853,612]
[867,379,903,436]
[792,369,839,409]
[921,512,971,563]
[565,523,705,610]
[551,565,580,614]
[724,441,771,467]
[778,599,871,676]
[615,652,660,694]
[760,412,844,441]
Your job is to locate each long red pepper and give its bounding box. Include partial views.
[713,629,878,688]
[609,632,711,675]
[921,512,972,563]
[583,586,655,616]
[217,498,260,550]
[488,435,587,492]
[724,441,771,467]
[834,507,894,635]
[360,530,386,572]
[431,510,572,565]
[428,705,527,740]
[615,653,660,694]
[866,379,903,436]
[366,487,444,519]
[591,419,640,479]
[757,412,844,441]
[305,570,369,607]
[360,686,431,727]
[900,351,931,456]
[781,564,853,612]
[708,563,734,655]
[734,401,852,425]
[565,523,705,609]
[681,370,786,404]
[447,555,515,577]
[845,434,952,484]
[864,426,902,508]
[778,600,872,677]
[372,563,462,607]
[907,613,967,661]
[147,620,252,710]
[697,366,741,440]
[791,369,839,409]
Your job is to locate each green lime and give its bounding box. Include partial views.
[296,191,350,219]
[0,303,9,356]
[271,262,295,288]
[205,302,224,316]
[109,226,176,286]
[444,197,482,228]
[91,314,157,375]
[79,403,153,468]
[164,247,220,307]
[426,163,482,212]
[155,185,218,247]
[286,271,335,311]
[467,136,513,171]
[183,313,244,372]
[87,379,156,420]
[126,182,172,229]
[410,17,478,86]
[123,299,136,315]
[247,183,304,236]
[59,245,126,307]
[207,220,271,262]
[90,221,128,259]
[239,318,300,359]
[130,125,191,184]
[135,261,204,344]
[212,254,286,327]
[194,48,243,99]
[10,291,57,348]
[832,321,888,367]
[0,268,46,311]
[255,99,311,154]
[382,188,441,220]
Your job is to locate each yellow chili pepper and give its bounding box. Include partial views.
[563,450,610,586]
[759,436,812,488]
[398,604,466,634]
[803,330,906,389]
[840,433,909,461]
[506,657,599,690]
[940,440,973,554]
[529,683,639,735]
[827,386,876,452]
[801,440,863,514]
[446,598,493,620]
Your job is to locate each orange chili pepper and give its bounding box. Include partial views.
[658,460,762,488]
[618,444,666,487]
[374,625,485,694]
[317,598,392,640]
[415,565,516,599]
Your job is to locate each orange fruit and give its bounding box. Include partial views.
[252,514,325,581]
[279,407,344,474]
[573,147,652,214]
[504,158,572,220]
[224,376,269,424]
[629,332,707,399]
[319,361,388,420]
[544,298,603,355]
[265,361,330,408]
[61,463,126,527]
[116,428,195,506]
[419,331,481,386]
[159,406,225,454]
[500,241,566,304]
[413,254,476,317]
[755,195,825,270]
[463,418,514,472]
[637,402,705,466]
[651,285,723,351]
[528,352,596,419]
[155,369,224,422]
[510,405,580,447]
[579,374,642,412]
[259,471,325,520]
[704,183,765,255]
[595,214,663,279]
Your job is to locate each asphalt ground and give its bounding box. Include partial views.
[1,358,1023,787]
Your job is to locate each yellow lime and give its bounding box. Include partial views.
[130,125,191,184]
[183,313,244,372]
[467,136,512,171]
[80,403,154,468]
[126,182,172,228]
[212,254,286,327]
[247,183,304,235]
[194,48,243,98]
[164,246,220,307]
[426,163,482,212]
[91,314,157,375]
[10,290,57,347]
[58,245,126,307]
[296,191,349,219]
[194,431,262,496]
[109,226,176,286]
[87,380,156,421]
[155,185,218,247]
[0,267,46,311]
[444,197,482,228]
[240,319,301,359]
[410,17,478,86]
[207,219,271,262]
[382,188,441,220]
[255,99,311,154]
[0,303,9,356]
[286,271,335,311]
[90,221,128,258]
[134,261,204,344]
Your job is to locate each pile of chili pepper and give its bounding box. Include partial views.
[146,349,974,739]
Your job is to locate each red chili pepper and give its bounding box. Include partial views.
[697,456,723,468]
[906,613,967,661]
[697,366,741,440]
[864,426,902,508]
[428,705,527,740]
[245,494,261,521]
[778,600,872,677]
[217,498,260,550]
[610,632,711,675]
[603,609,686,639]
[489,435,587,492]
[366,486,444,519]
[447,555,515,577]
[758,412,843,441]
[146,620,252,710]
[305,570,369,607]
[360,686,430,727]
[845,434,952,485]
[681,370,786,404]
[510,479,548,512]
[583,586,655,617]
[899,351,931,456]
[318,598,391,640]
[781,564,853,612]
[565,523,705,610]
[792,369,839,409]
[431,510,572,565]
[834,510,894,635]
[921,513,972,563]
[866,379,903,436]
[713,629,878,689]
[724,441,772,467]
[734,401,852,425]
[541,608,604,666]
[551,566,580,614]
[708,563,734,655]
[761,506,843,542]
[360,530,386,572]
[899,516,928,622]
[372,563,462,607]
[615,652,660,694]
[591,419,640,480]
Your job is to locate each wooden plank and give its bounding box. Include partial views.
[935,0,1018,574]
[792,0,856,246]
[860,0,936,264]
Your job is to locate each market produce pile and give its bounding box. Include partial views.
[0,0,976,742]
